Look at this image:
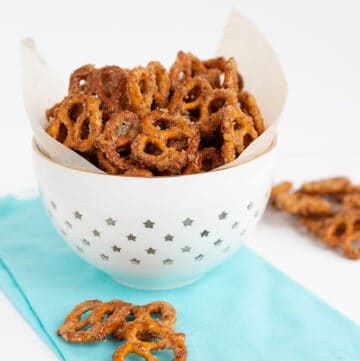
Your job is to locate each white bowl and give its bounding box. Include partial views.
[33,140,277,290]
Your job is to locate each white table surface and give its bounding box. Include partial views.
[1,0,360,359]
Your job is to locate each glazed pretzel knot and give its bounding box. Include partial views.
[88,66,128,117]
[112,320,187,361]
[128,62,170,116]
[239,91,265,135]
[68,64,95,95]
[57,300,132,343]
[169,78,237,137]
[131,110,200,174]
[183,147,224,174]
[113,301,177,340]
[46,93,102,152]
[221,104,258,163]
[95,110,140,172]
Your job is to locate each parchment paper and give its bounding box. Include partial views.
[21,9,287,174]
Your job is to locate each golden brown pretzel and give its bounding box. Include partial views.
[147,61,170,108]
[96,149,121,175]
[198,88,237,136]
[300,177,352,195]
[131,111,200,174]
[274,191,334,217]
[127,66,156,116]
[269,181,293,203]
[342,193,360,209]
[169,51,202,90]
[88,66,128,117]
[319,209,360,252]
[113,301,177,340]
[57,300,131,343]
[95,110,139,171]
[124,168,153,177]
[112,320,186,361]
[239,91,265,135]
[221,104,258,163]
[183,147,224,174]
[46,94,102,152]
[68,64,95,95]
[168,76,213,117]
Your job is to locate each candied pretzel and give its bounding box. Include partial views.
[300,215,330,236]
[318,209,360,251]
[274,192,333,216]
[221,104,258,163]
[127,66,156,116]
[96,149,121,174]
[57,300,132,343]
[95,111,139,171]
[46,94,102,152]
[198,88,237,137]
[124,168,153,177]
[114,301,177,340]
[147,61,170,108]
[169,51,202,90]
[68,64,95,95]
[239,91,265,135]
[183,147,224,174]
[342,193,360,209]
[300,177,351,195]
[168,76,213,116]
[113,320,187,361]
[88,66,128,116]
[269,181,293,203]
[131,111,200,174]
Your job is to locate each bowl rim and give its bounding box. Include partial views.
[32,136,277,179]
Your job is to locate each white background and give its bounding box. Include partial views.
[1,0,360,359]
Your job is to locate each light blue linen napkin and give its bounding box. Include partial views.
[1,195,359,361]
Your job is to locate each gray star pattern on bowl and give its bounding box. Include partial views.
[163,258,173,265]
[82,239,90,246]
[143,220,155,228]
[50,201,57,210]
[218,211,228,220]
[76,245,83,253]
[106,217,116,226]
[100,254,109,261]
[164,234,174,242]
[214,239,223,246]
[92,229,101,237]
[65,221,72,229]
[127,234,136,241]
[146,247,156,255]
[182,218,193,226]
[200,230,209,237]
[130,258,140,265]
[73,211,82,220]
[112,245,121,252]
[195,254,204,261]
[181,245,191,252]
[232,222,239,229]
[247,202,254,210]
[60,229,67,236]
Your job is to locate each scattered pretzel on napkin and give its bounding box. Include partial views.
[271,177,360,260]
[58,299,187,361]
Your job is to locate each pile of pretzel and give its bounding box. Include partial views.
[271,177,360,259]
[58,299,186,361]
[46,51,264,176]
